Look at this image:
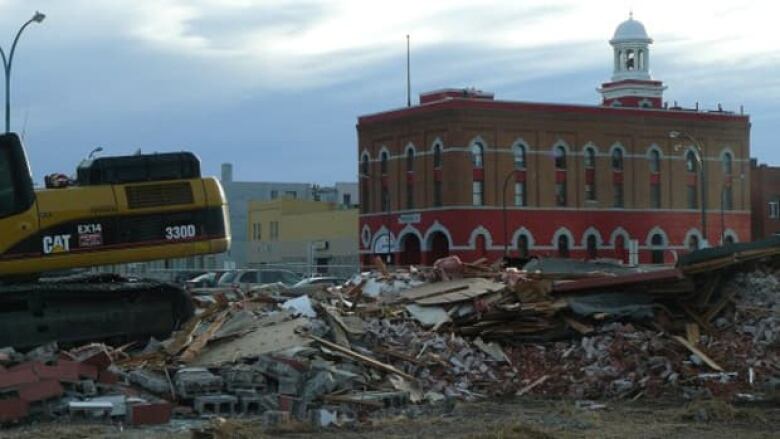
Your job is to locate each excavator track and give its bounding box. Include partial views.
[0,273,194,350]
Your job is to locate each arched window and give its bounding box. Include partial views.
[471,142,484,168]
[517,234,529,258]
[557,234,570,258]
[611,148,624,171]
[649,150,661,173]
[724,235,735,245]
[554,146,567,169]
[688,235,700,252]
[513,144,526,169]
[651,233,664,264]
[686,150,698,173]
[584,147,596,201]
[586,235,598,259]
[433,144,442,169]
[380,150,389,175]
[626,49,635,70]
[360,155,370,213]
[584,148,596,168]
[722,152,733,175]
[361,155,370,176]
[406,148,415,209]
[471,141,485,206]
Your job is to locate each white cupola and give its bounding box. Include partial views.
[598,13,666,109]
[610,13,652,81]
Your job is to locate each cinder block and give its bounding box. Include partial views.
[174,368,223,399]
[262,410,290,427]
[128,401,172,425]
[193,395,237,416]
[0,398,29,423]
[237,393,263,415]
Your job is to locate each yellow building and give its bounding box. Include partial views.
[247,198,359,277]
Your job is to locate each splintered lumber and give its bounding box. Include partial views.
[672,335,723,372]
[180,310,229,363]
[516,375,549,396]
[308,334,415,380]
[413,278,506,305]
[552,268,685,294]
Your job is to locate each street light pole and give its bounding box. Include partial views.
[670,130,708,248]
[0,11,46,133]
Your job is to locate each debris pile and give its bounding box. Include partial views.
[1,237,779,428]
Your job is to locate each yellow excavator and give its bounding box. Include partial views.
[0,132,230,348]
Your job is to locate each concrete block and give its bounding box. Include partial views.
[90,395,127,417]
[174,368,223,399]
[221,365,267,392]
[193,395,237,416]
[76,380,97,396]
[128,369,170,395]
[262,410,290,427]
[68,400,113,418]
[128,401,173,425]
[310,408,337,427]
[237,394,263,415]
[0,398,29,423]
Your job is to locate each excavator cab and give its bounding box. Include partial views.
[0,133,36,221]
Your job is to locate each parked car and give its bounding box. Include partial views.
[292,276,343,288]
[185,272,227,288]
[217,269,302,290]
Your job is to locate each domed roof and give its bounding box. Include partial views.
[611,14,652,43]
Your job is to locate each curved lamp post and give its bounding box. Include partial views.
[669,130,708,248]
[0,11,46,133]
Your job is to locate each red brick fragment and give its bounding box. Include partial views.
[129,401,172,425]
[17,380,64,402]
[0,398,29,423]
[98,369,119,385]
[77,362,99,380]
[79,351,112,370]
[0,368,39,389]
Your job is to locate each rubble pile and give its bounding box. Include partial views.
[1,238,779,429]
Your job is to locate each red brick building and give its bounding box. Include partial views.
[750,160,780,239]
[357,16,751,266]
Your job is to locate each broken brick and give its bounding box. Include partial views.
[0,398,29,423]
[0,368,39,389]
[128,401,173,425]
[97,369,119,385]
[17,380,64,402]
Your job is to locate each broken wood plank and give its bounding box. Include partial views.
[686,323,700,346]
[563,316,594,335]
[308,334,415,380]
[373,256,389,277]
[672,335,723,372]
[180,310,229,363]
[516,375,549,396]
[414,279,506,306]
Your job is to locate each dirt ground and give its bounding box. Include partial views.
[1,398,777,439]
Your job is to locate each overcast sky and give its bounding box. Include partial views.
[1,0,778,185]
